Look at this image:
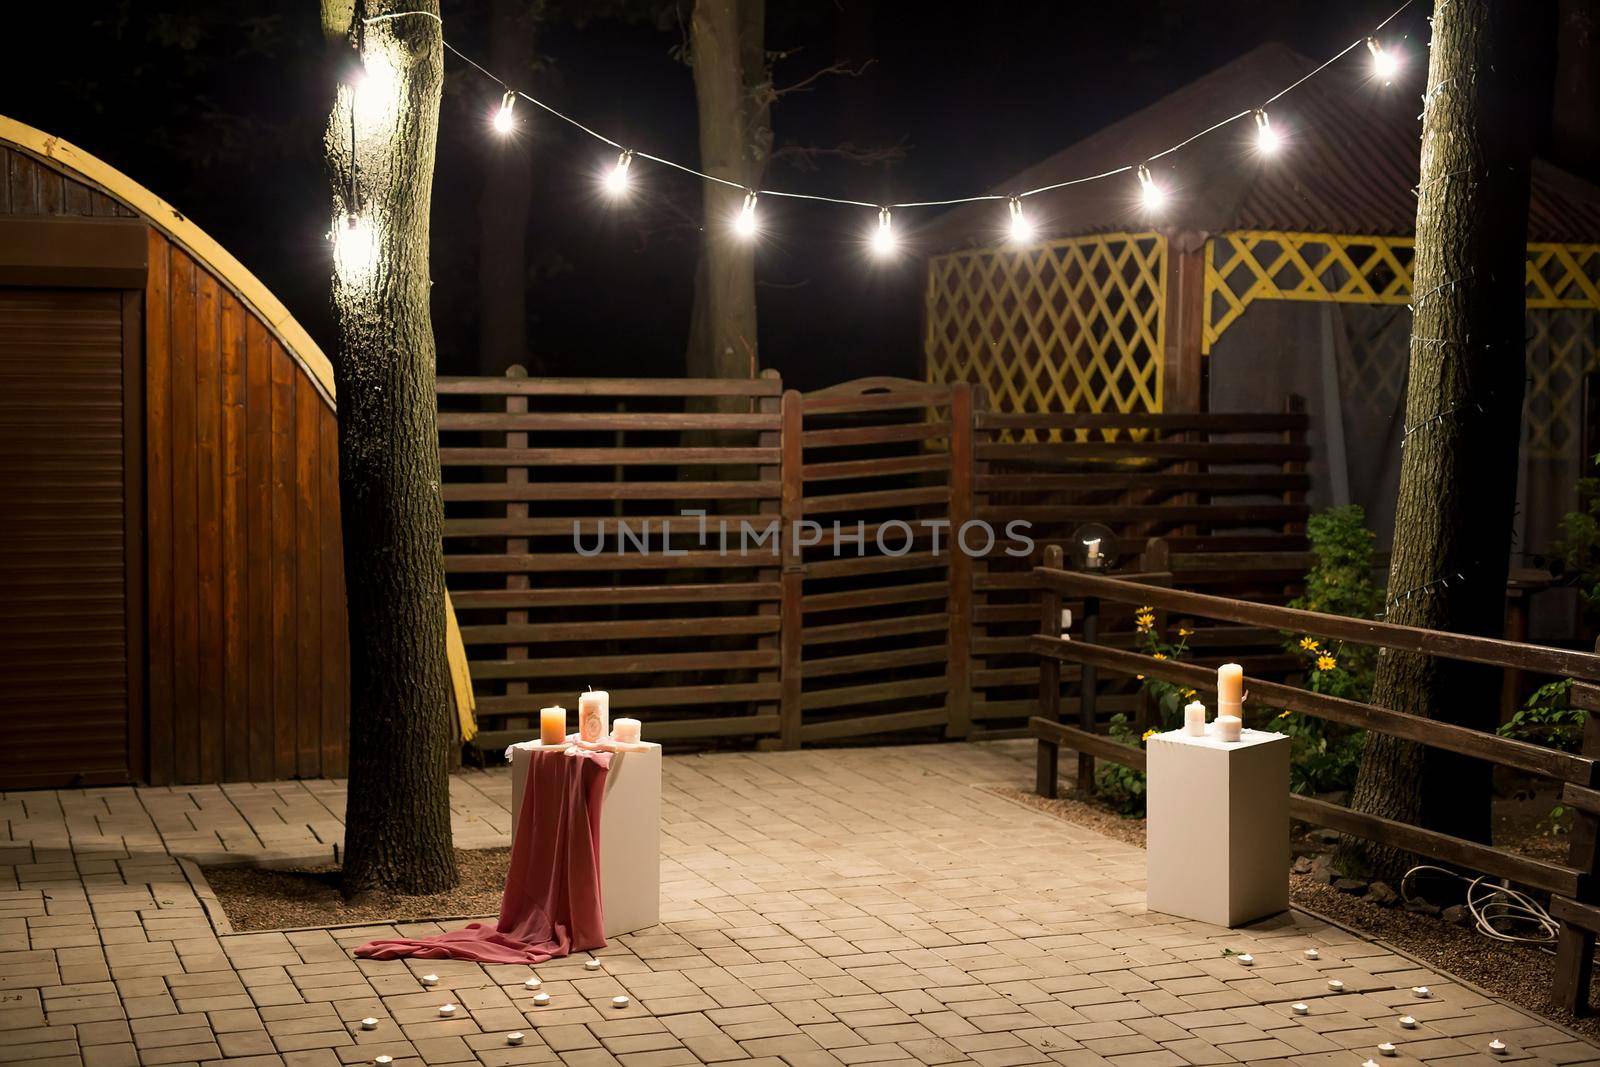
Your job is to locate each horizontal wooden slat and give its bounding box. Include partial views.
[802,422,950,449]
[442,481,777,502]
[460,616,779,643]
[804,454,951,481]
[800,676,949,711]
[471,713,781,749]
[1031,635,1598,785]
[801,646,951,678]
[801,613,948,645]
[1029,717,1147,771]
[470,649,779,679]
[978,504,1306,524]
[1550,895,1600,934]
[978,442,1311,463]
[799,707,947,741]
[447,552,774,573]
[978,411,1309,432]
[803,391,947,415]
[476,682,780,713]
[1034,566,1600,683]
[437,376,782,396]
[440,447,778,466]
[802,581,949,613]
[805,486,948,515]
[448,583,781,609]
[437,411,777,431]
[807,552,948,580]
[977,472,1312,493]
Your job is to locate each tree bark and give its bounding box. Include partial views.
[477,0,537,374]
[1336,0,1546,882]
[321,0,459,895]
[686,0,769,382]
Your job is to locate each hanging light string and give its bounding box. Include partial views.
[354,1,1416,226]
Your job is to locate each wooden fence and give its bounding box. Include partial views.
[438,371,1313,751]
[1026,560,1600,1014]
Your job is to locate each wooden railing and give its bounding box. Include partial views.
[1026,555,1600,1014]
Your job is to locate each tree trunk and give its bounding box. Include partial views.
[686,0,769,382]
[1336,0,1546,882]
[477,0,536,374]
[321,0,458,895]
[1555,0,1600,179]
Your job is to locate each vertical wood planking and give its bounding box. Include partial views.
[946,383,974,738]
[194,272,223,782]
[270,343,298,779]
[144,231,174,784]
[220,297,249,781]
[779,390,804,748]
[320,410,347,776]
[168,250,200,783]
[295,379,323,778]
[244,318,275,781]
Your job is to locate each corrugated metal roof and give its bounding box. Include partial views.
[919,42,1600,250]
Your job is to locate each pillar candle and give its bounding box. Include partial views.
[611,717,642,743]
[1183,700,1207,736]
[1215,715,1242,743]
[579,689,610,743]
[540,706,566,746]
[1217,662,1244,717]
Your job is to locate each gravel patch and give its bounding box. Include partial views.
[203,848,510,932]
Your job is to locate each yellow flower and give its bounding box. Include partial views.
[1178,627,1194,637]
[1300,636,1320,652]
[1181,688,1197,699]
[1152,653,1167,661]
[1136,674,1145,681]
[1141,728,1158,743]
[1277,709,1293,720]
[1138,605,1153,615]
[1316,654,1337,672]
[1135,611,1155,630]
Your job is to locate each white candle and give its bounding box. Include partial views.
[1215,715,1242,743]
[540,706,566,746]
[612,717,642,743]
[1084,538,1102,567]
[1183,701,1206,736]
[1218,663,1244,711]
[579,690,610,743]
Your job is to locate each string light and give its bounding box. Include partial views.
[492,89,517,135]
[1367,36,1400,83]
[1007,196,1034,244]
[332,210,377,280]
[1136,163,1164,211]
[1253,108,1280,155]
[603,149,634,197]
[733,190,759,239]
[871,207,896,257]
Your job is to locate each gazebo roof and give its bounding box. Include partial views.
[918,41,1600,250]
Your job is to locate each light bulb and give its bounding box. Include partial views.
[351,49,396,125]
[1136,163,1164,210]
[871,207,895,257]
[733,190,758,239]
[1254,109,1280,155]
[604,150,633,197]
[1007,197,1033,244]
[492,90,517,134]
[1367,37,1399,83]
[332,211,377,280]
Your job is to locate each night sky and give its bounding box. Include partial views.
[2,0,1410,388]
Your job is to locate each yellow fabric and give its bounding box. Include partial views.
[444,591,478,742]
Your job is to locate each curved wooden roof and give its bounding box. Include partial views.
[0,113,336,404]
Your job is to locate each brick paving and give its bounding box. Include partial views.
[0,740,1595,1066]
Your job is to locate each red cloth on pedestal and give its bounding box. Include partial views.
[353,747,611,963]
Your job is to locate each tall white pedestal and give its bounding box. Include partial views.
[507,742,662,938]
[1146,728,1289,927]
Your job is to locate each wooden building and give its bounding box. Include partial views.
[0,114,350,788]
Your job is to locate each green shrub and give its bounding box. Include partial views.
[1553,453,1600,626]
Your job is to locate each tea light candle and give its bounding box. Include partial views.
[507,1032,525,1046]
[612,717,642,744]
[611,995,630,1008]
[532,992,550,1006]
[361,1017,378,1030]
[1215,715,1242,743]
[1237,954,1253,967]
[1378,1043,1396,1056]
[524,977,541,990]
[585,958,602,970]
[421,973,438,986]
[1489,1039,1507,1055]
[439,1004,457,1017]
[579,689,610,743]
[1412,986,1430,998]
[1291,1003,1309,1015]
[540,706,567,746]
[1328,979,1345,992]
[376,1058,394,1066]
[1304,948,1319,960]
[1183,701,1206,737]
[1218,662,1244,709]
[1399,1016,1417,1029]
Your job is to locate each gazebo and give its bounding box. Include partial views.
[919,42,1600,586]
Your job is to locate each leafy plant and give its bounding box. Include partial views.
[1094,713,1150,815]
[1090,609,1199,816]
[1552,453,1600,625]
[1498,679,1581,752]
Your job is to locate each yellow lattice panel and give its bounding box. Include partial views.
[924,232,1165,439]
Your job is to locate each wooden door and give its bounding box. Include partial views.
[0,288,141,787]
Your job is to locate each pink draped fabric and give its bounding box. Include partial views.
[354,747,611,963]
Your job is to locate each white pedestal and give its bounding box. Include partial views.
[507,742,662,938]
[1146,728,1289,927]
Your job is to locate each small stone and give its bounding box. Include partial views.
[1304,948,1319,960]
[1399,1016,1417,1029]
[532,992,550,1006]
[1292,856,1314,875]
[1404,899,1441,917]
[506,1032,524,1046]
[1412,986,1431,998]
[585,958,602,970]
[1328,979,1345,992]
[438,1004,456,1016]
[524,977,541,990]
[1489,1039,1507,1055]
[1237,954,1253,966]
[1367,881,1400,907]
[1334,877,1369,895]
[360,1017,378,1030]
[1292,1003,1309,1015]
[1378,1043,1397,1056]
[1442,904,1469,925]
[421,973,439,986]
[612,995,630,1008]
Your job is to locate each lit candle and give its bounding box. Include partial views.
[579,689,610,743]
[1183,701,1206,737]
[612,717,642,744]
[1084,538,1102,568]
[1217,663,1243,712]
[1215,716,1242,743]
[540,706,567,746]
